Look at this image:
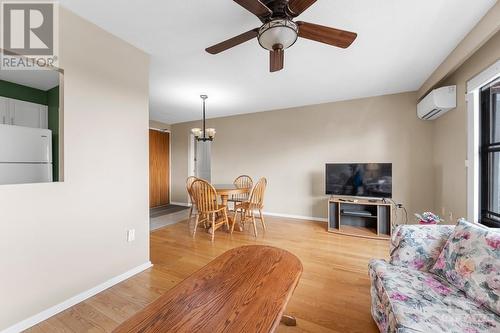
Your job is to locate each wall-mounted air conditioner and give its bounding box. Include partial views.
[417,85,457,120]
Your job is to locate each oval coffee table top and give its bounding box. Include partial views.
[113,245,303,333]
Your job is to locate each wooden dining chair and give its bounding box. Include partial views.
[232,177,267,237]
[228,175,253,209]
[191,179,230,242]
[186,176,198,220]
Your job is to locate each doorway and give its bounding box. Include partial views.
[189,134,212,181]
[195,140,212,181]
[149,129,170,208]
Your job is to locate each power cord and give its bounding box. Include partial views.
[385,198,408,227]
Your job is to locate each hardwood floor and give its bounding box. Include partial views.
[26,216,389,333]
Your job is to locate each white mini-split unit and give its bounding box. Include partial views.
[417,85,457,120]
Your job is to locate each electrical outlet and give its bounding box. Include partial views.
[127,229,135,242]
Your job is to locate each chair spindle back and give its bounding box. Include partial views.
[186,176,198,203]
[233,175,253,201]
[191,179,219,213]
[248,178,267,209]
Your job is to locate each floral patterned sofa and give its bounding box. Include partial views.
[369,220,500,333]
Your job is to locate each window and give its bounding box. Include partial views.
[480,78,500,227]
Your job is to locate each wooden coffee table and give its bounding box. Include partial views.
[113,246,303,333]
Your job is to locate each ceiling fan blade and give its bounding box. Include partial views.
[206,28,259,54]
[270,47,284,72]
[233,0,272,19]
[287,0,317,17]
[297,21,357,48]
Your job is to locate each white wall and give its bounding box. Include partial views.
[171,92,435,221]
[0,8,150,330]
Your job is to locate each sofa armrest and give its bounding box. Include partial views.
[389,224,454,272]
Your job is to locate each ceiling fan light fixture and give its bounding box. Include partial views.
[258,19,298,51]
[205,0,358,72]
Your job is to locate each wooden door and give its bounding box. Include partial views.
[149,130,170,208]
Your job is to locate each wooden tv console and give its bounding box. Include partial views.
[328,197,392,240]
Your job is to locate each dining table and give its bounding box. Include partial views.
[212,184,250,232]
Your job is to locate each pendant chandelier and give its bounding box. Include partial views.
[191,95,216,142]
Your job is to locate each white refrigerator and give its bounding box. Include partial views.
[0,124,53,185]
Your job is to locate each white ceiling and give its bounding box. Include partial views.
[0,70,60,91]
[58,0,497,124]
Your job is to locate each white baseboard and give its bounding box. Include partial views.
[168,203,327,223]
[170,201,191,207]
[263,211,328,223]
[2,261,153,333]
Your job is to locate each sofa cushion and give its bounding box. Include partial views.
[369,259,500,333]
[390,224,454,272]
[430,220,500,315]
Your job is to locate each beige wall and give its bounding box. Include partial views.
[432,31,500,221]
[149,120,171,131]
[0,8,150,330]
[171,92,434,220]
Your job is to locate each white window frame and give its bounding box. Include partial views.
[188,133,196,178]
[466,59,500,223]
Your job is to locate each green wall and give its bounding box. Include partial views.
[47,86,59,181]
[0,80,48,105]
[0,80,60,181]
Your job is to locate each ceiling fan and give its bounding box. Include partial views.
[205,0,358,72]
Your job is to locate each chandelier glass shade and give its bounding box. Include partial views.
[191,128,202,138]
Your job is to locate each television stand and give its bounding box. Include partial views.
[328,197,392,240]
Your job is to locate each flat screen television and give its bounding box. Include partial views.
[325,163,392,198]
